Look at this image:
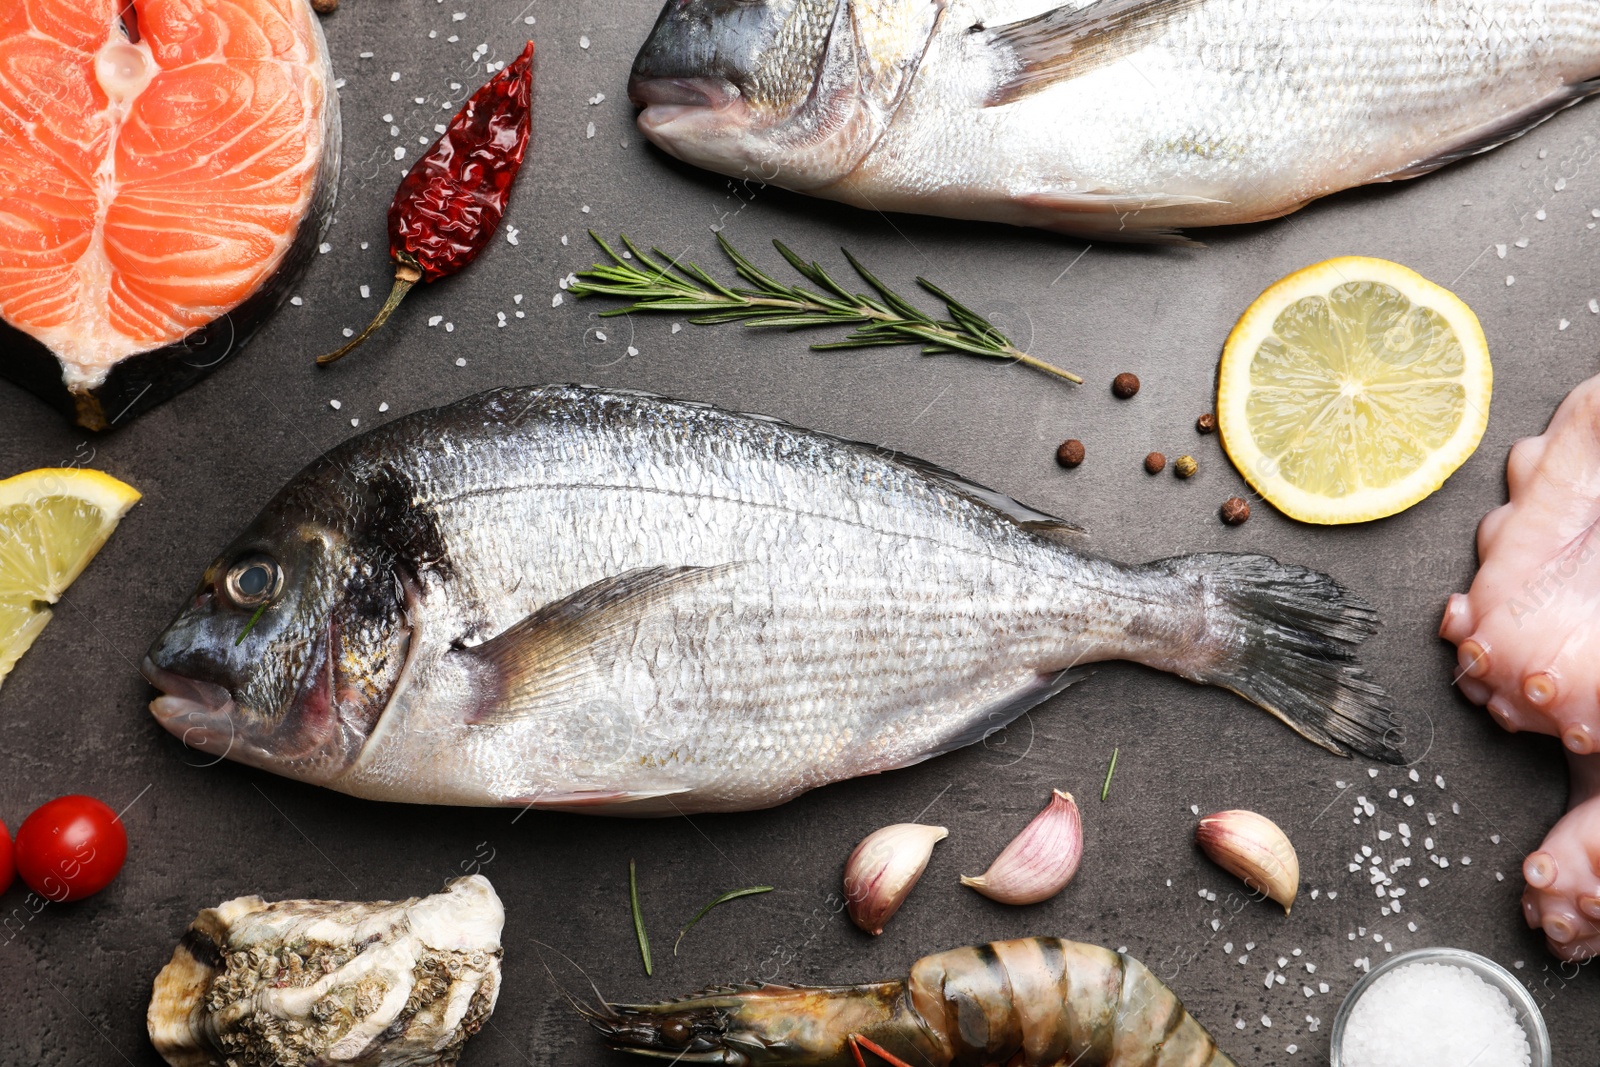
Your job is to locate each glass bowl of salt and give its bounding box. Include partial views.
[1329,947,1550,1067]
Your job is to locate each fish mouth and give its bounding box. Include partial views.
[142,655,239,757]
[629,75,743,131]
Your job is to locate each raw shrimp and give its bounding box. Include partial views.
[590,937,1236,1066]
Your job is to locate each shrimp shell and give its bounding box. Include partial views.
[593,936,1236,1066]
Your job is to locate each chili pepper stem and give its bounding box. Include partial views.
[316,257,424,366]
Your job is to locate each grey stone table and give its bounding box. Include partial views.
[2,2,1596,1064]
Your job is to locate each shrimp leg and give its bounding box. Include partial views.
[848,1033,917,1067]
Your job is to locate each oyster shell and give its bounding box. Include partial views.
[148,875,503,1067]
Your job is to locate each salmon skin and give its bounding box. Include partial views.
[627,0,1600,241]
[142,386,1402,815]
[0,0,339,430]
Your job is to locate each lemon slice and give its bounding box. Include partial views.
[1217,256,1491,524]
[0,469,140,688]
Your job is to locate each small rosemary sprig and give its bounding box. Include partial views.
[569,232,1082,384]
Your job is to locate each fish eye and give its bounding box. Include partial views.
[660,1020,691,1047]
[224,555,282,608]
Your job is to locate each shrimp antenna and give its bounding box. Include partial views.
[529,937,618,1021]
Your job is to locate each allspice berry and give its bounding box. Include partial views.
[1174,455,1198,479]
[311,0,338,12]
[1056,439,1086,468]
[1221,497,1251,525]
[1111,372,1141,399]
[1196,412,1217,434]
[1144,452,1166,475]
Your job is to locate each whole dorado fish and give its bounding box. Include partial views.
[627,0,1600,239]
[142,387,1400,814]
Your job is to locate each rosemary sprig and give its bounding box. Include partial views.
[235,603,268,647]
[629,860,652,976]
[674,885,773,955]
[1101,746,1120,802]
[569,232,1083,384]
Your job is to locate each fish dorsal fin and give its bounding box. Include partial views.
[983,0,1209,107]
[885,449,1086,539]
[460,564,736,726]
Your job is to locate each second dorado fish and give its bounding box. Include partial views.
[627,0,1600,240]
[143,387,1400,814]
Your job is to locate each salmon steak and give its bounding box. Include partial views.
[0,0,339,429]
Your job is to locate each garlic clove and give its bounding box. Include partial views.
[1195,809,1300,913]
[843,823,948,935]
[961,789,1083,905]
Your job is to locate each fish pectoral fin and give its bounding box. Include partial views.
[983,0,1209,107]
[458,563,739,726]
[1375,77,1600,182]
[1017,190,1224,245]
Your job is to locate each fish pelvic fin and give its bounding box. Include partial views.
[983,0,1210,108]
[1155,552,1403,763]
[459,563,739,726]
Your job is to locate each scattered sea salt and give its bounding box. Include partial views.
[1561,319,1571,331]
[1536,208,1547,220]
[428,315,443,327]
[1339,962,1531,1067]
[360,285,371,299]
[341,327,354,338]
[580,35,591,48]
[1515,237,1530,248]
[390,71,401,82]
[1452,802,1460,815]
[553,294,564,307]
[627,346,639,356]
[1408,769,1419,782]
[587,122,596,139]
[1369,768,1379,778]
[394,146,406,161]
[329,399,342,410]
[1235,1020,1245,1030]
[319,242,332,254]
[445,322,454,332]
[454,357,466,366]
[595,330,608,342]
[1261,1016,1271,1028]
[378,402,389,413]
[1418,878,1429,887]
[1496,244,1507,258]
[671,322,682,333]
[350,418,360,428]
[1190,804,1200,815]
[1507,276,1516,286]
[290,296,303,306]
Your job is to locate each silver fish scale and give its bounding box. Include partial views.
[335,387,1161,811]
[826,0,1600,230]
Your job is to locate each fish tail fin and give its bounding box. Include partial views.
[1153,552,1403,763]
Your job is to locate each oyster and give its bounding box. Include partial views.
[148,875,502,1067]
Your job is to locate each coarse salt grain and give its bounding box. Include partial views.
[290,296,303,306]
[1339,962,1531,1067]
[378,402,389,413]
[454,357,466,366]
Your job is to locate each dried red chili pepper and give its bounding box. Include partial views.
[318,41,535,365]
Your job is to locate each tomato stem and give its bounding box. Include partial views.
[316,255,424,366]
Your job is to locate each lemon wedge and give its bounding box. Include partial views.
[0,469,140,688]
[1217,256,1491,524]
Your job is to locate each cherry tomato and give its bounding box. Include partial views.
[0,818,13,896]
[14,796,127,902]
